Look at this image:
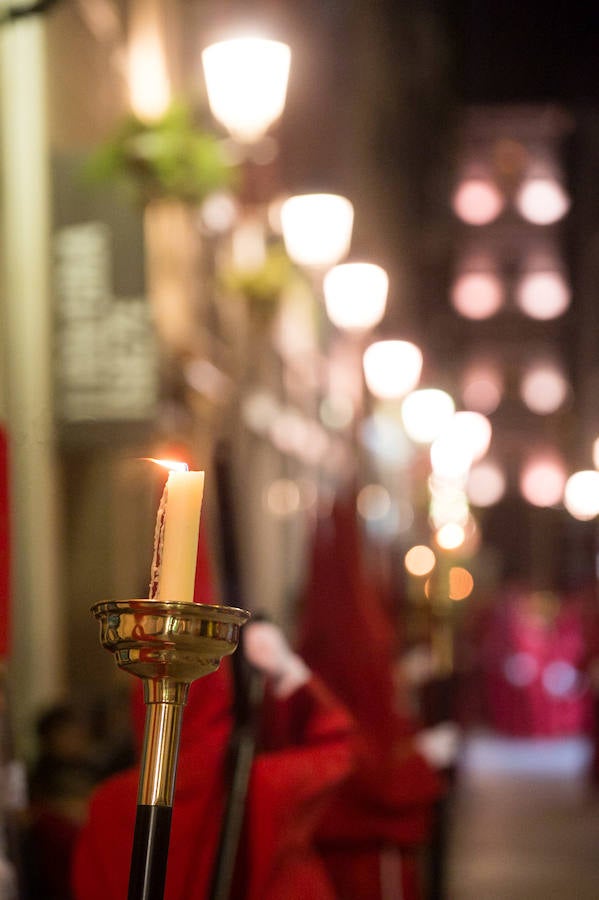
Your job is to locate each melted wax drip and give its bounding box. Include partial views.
[149,483,168,599]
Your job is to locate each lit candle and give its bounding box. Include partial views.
[148,460,205,603]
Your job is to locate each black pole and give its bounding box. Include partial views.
[209,445,264,900]
[128,805,173,900]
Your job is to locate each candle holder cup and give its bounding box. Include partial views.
[91,599,250,900]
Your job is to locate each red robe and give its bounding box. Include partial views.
[297,489,443,900]
[71,656,355,900]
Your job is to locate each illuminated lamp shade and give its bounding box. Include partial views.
[280,193,354,268]
[593,436,599,470]
[519,454,567,507]
[564,470,599,521]
[515,271,571,320]
[401,389,455,444]
[461,361,503,414]
[443,411,492,463]
[323,262,388,331]
[362,339,423,400]
[452,177,504,225]
[451,272,504,320]
[466,460,506,507]
[430,432,474,482]
[405,544,436,577]
[201,37,291,143]
[516,177,570,225]
[520,362,569,415]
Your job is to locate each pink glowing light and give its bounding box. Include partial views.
[452,178,505,225]
[519,455,567,507]
[520,362,569,415]
[451,272,504,320]
[461,360,504,414]
[466,460,506,507]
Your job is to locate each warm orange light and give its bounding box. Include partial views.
[449,566,474,600]
[143,458,189,472]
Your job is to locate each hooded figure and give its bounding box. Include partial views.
[297,489,444,900]
[72,618,356,900]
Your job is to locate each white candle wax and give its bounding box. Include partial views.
[149,469,205,603]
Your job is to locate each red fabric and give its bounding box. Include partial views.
[72,658,355,900]
[296,488,443,899]
[28,809,82,900]
[193,520,218,604]
[0,426,10,656]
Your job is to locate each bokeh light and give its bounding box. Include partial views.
[199,191,238,233]
[202,37,291,143]
[263,478,301,517]
[515,270,571,320]
[323,262,388,332]
[452,178,504,225]
[563,470,599,521]
[519,454,567,507]
[405,544,436,577]
[357,484,392,520]
[401,389,455,444]
[280,193,354,268]
[430,432,474,481]
[520,361,569,415]
[429,480,469,529]
[435,522,466,550]
[451,271,504,320]
[461,360,504,415]
[515,176,570,225]
[444,411,492,462]
[449,566,474,600]
[466,460,507,507]
[363,340,423,399]
[319,393,354,430]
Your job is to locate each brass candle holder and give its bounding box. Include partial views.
[91,599,250,900]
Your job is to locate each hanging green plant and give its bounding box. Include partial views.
[83,100,237,205]
[220,242,302,325]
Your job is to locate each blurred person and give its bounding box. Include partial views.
[24,703,99,900]
[297,489,445,900]
[71,618,356,900]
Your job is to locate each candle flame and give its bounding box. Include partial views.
[142,457,189,472]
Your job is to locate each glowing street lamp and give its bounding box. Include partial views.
[401,388,455,444]
[323,262,388,331]
[280,193,354,268]
[202,37,291,143]
[362,339,423,400]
